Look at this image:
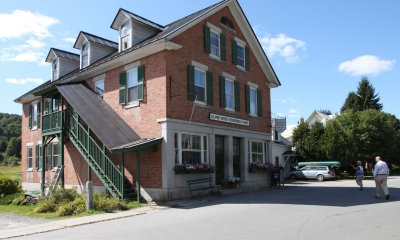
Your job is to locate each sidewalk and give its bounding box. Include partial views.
[0,205,158,239]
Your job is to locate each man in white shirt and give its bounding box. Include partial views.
[373,156,390,200]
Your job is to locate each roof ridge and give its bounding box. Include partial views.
[80,31,118,45]
[50,47,80,56]
[118,8,165,29]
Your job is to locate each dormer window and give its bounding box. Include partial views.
[52,59,58,81]
[120,22,131,51]
[81,43,89,68]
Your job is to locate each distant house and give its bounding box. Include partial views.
[271,117,295,177]
[14,0,281,202]
[305,110,336,126]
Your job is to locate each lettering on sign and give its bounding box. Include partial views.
[209,113,249,126]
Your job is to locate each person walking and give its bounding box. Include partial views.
[373,156,390,200]
[353,161,364,190]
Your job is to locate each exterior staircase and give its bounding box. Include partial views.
[66,110,126,198]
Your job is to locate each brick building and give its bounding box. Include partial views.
[15,0,281,202]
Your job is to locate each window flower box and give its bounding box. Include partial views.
[227,176,240,188]
[248,162,277,173]
[174,163,215,174]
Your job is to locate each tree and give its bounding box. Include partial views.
[292,122,311,161]
[356,76,382,111]
[341,77,383,112]
[5,137,21,158]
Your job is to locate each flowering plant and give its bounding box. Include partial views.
[249,162,277,172]
[228,176,240,183]
[174,163,215,174]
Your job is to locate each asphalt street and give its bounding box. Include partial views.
[11,177,400,240]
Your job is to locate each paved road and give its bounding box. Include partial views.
[12,177,400,240]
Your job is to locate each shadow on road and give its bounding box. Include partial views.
[170,185,400,209]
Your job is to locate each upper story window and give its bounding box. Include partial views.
[120,22,131,51]
[118,64,144,106]
[127,67,139,103]
[194,67,206,103]
[28,101,40,130]
[52,59,58,81]
[27,146,33,170]
[249,87,257,116]
[221,16,234,30]
[236,43,245,69]
[95,79,104,98]
[204,24,226,61]
[210,29,220,59]
[225,78,235,110]
[232,39,250,70]
[81,43,89,68]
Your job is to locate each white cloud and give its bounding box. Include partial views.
[63,37,76,44]
[288,108,300,118]
[338,55,395,76]
[0,10,58,40]
[5,78,44,85]
[26,38,45,48]
[0,49,43,63]
[258,33,306,63]
[274,98,297,104]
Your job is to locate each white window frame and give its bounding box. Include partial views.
[52,59,58,81]
[236,42,245,69]
[175,132,208,164]
[95,79,105,98]
[225,78,235,111]
[81,42,89,68]
[126,66,139,105]
[31,101,39,130]
[249,86,257,116]
[37,141,43,171]
[248,140,265,164]
[194,67,207,104]
[27,143,33,171]
[51,142,60,170]
[120,21,131,51]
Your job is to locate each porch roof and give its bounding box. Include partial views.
[57,83,161,151]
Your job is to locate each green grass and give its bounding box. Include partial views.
[0,165,22,182]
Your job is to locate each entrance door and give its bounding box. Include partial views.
[215,135,225,185]
[233,137,241,178]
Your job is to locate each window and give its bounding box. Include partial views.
[248,141,264,164]
[275,156,279,166]
[28,102,40,129]
[236,43,245,69]
[27,146,33,169]
[95,80,104,98]
[225,78,234,110]
[81,43,89,68]
[194,68,206,103]
[52,59,58,81]
[175,133,208,164]
[249,87,257,116]
[119,65,144,105]
[221,17,234,30]
[210,29,220,59]
[120,22,131,51]
[52,142,60,168]
[35,144,42,170]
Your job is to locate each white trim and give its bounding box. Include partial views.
[193,67,207,104]
[125,101,140,109]
[26,142,33,147]
[222,72,235,80]
[236,41,246,70]
[207,22,222,33]
[191,61,208,71]
[247,81,258,88]
[209,28,221,60]
[124,61,141,71]
[37,141,42,145]
[224,78,235,111]
[234,37,246,46]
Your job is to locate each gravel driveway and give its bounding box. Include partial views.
[0,214,48,230]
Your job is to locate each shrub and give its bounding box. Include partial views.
[49,188,78,204]
[34,199,56,213]
[0,192,23,205]
[0,177,20,195]
[11,194,27,206]
[56,195,86,217]
[94,193,128,212]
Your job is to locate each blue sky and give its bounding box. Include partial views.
[1,0,399,126]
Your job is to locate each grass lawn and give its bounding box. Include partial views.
[0,165,22,181]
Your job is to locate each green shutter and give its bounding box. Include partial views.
[245,85,250,113]
[119,71,127,105]
[232,40,237,65]
[188,65,195,101]
[245,47,250,71]
[204,25,211,53]
[220,33,226,61]
[138,65,144,101]
[35,145,39,170]
[37,102,41,129]
[206,71,213,105]
[257,89,262,117]
[28,105,32,129]
[219,76,226,108]
[234,81,240,111]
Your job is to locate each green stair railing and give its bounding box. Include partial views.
[42,110,63,134]
[66,110,123,198]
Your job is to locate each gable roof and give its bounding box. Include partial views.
[73,31,118,49]
[45,48,80,63]
[305,110,336,125]
[110,8,165,31]
[16,0,280,103]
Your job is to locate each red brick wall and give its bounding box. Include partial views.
[165,6,272,133]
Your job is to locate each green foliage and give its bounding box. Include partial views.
[33,199,56,213]
[94,192,126,212]
[341,77,382,112]
[4,156,20,167]
[0,177,20,195]
[5,137,21,158]
[56,195,86,217]
[11,194,27,206]
[0,193,23,205]
[292,122,326,161]
[319,109,332,115]
[0,113,21,164]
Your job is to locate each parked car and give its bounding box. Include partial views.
[289,166,336,181]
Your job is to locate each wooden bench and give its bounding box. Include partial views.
[187,177,220,198]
